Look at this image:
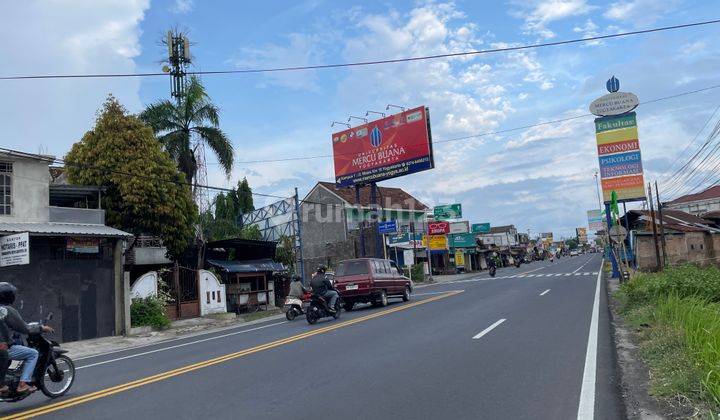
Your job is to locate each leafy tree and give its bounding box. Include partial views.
[65,95,197,259]
[275,236,296,273]
[139,76,234,189]
[235,177,254,214]
[565,238,579,250]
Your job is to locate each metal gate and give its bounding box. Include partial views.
[161,266,199,319]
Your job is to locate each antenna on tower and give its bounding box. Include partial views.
[164,29,191,104]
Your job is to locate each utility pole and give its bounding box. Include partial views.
[294,187,305,281]
[356,185,365,257]
[654,181,668,267]
[647,183,662,271]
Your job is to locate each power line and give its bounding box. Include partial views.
[2,19,720,81]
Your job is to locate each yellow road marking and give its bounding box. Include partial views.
[4,291,462,419]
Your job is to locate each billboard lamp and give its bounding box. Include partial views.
[348,115,368,124]
[331,121,351,128]
[386,104,406,111]
[365,110,385,119]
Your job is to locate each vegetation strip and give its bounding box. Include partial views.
[4,291,462,420]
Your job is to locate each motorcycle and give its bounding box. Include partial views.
[488,266,497,277]
[1,313,75,402]
[306,293,342,325]
[283,291,311,321]
[514,259,522,268]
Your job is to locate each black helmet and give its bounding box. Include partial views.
[0,282,17,305]
[316,265,327,274]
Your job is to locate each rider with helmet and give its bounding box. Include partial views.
[0,282,53,393]
[310,266,338,313]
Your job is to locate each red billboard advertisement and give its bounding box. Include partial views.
[332,106,434,187]
[428,221,450,235]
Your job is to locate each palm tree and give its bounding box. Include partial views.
[140,76,234,190]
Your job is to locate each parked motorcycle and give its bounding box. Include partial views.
[514,259,521,268]
[283,292,311,321]
[1,313,75,402]
[489,266,497,277]
[306,294,342,325]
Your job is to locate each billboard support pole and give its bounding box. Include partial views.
[356,185,365,257]
[370,182,382,258]
[605,202,620,278]
[294,187,305,281]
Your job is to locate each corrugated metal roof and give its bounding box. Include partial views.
[0,222,132,238]
[207,258,285,273]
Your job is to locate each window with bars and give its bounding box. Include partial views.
[0,162,11,216]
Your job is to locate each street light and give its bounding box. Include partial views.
[593,171,602,210]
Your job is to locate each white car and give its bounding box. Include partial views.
[570,250,579,257]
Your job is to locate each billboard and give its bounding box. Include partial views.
[472,223,490,233]
[449,221,469,234]
[332,106,433,187]
[595,112,646,202]
[449,232,476,248]
[423,235,448,250]
[0,232,29,267]
[576,228,588,244]
[587,210,604,231]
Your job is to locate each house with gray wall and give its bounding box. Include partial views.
[0,150,132,342]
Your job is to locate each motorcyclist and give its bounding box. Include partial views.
[486,252,498,270]
[0,282,53,393]
[310,266,338,313]
[288,275,310,299]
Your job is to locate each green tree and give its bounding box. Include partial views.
[139,76,234,188]
[275,235,296,273]
[65,95,197,259]
[565,238,579,250]
[234,177,254,214]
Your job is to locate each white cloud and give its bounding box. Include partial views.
[603,0,680,25]
[516,0,596,38]
[0,0,149,155]
[171,0,193,14]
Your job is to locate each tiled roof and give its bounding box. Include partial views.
[315,181,428,211]
[0,222,132,238]
[667,185,720,205]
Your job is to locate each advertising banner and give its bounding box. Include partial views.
[595,112,646,202]
[449,221,470,234]
[471,223,491,233]
[1,232,29,267]
[428,221,450,235]
[454,250,465,267]
[433,204,462,220]
[332,106,433,187]
[423,235,448,250]
[449,232,476,248]
[587,210,604,231]
[576,228,588,243]
[66,237,100,253]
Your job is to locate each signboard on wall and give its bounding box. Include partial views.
[66,237,100,254]
[449,232,476,248]
[0,232,29,267]
[332,106,434,187]
[595,112,646,203]
[449,221,469,234]
[377,220,397,235]
[454,250,465,267]
[422,235,448,250]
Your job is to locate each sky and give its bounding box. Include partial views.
[2,0,720,239]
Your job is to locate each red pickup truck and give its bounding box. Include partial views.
[333,258,413,311]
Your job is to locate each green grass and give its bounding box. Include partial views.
[618,265,720,415]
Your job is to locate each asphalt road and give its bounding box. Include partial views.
[1,253,624,420]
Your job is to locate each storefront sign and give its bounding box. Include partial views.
[587,210,604,231]
[422,235,448,250]
[454,250,465,267]
[589,92,639,117]
[0,232,29,267]
[66,237,100,254]
[428,221,450,235]
[377,220,398,235]
[449,232,476,248]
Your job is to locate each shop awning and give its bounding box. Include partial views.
[207,258,285,273]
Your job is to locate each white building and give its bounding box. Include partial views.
[665,186,720,216]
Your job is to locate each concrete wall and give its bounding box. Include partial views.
[666,199,720,216]
[636,232,718,270]
[300,187,356,278]
[49,206,105,224]
[199,270,226,315]
[0,156,49,223]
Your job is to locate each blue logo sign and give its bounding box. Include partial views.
[606,76,620,93]
[370,126,382,148]
[378,220,397,234]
